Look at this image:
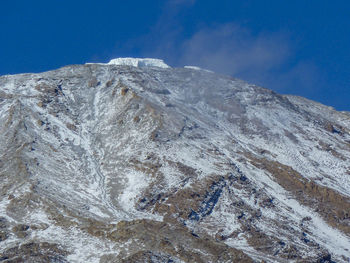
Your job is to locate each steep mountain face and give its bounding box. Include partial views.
[0,58,350,262]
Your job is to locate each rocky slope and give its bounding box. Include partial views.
[0,58,350,262]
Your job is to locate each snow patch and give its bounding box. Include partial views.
[119,170,150,211]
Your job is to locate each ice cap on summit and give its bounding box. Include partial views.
[107,58,170,68]
[89,57,211,71]
[86,57,170,68]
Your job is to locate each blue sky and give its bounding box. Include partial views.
[1,0,349,110]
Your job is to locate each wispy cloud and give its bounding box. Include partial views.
[175,24,290,77]
[168,24,325,96]
[113,1,324,97]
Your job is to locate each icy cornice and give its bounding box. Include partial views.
[86,57,170,68]
[108,57,170,68]
[86,57,216,72]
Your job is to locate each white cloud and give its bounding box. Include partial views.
[177,24,290,76]
[109,2,324,98]
[146,22,323,96]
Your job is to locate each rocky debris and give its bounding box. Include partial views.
[12,224,30,238]
[81,218,253,262]
[0,242,68,263]
[188,176,226,221]
[118,250,179,263]
[109,219,253,263]
[0,217,9,242]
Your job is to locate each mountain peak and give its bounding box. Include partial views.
[0,63,349,262]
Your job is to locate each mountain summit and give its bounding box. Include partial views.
[0,58,350,262]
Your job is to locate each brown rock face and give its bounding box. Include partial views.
[245,153,350,235]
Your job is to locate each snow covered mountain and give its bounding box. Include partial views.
[0,58,350,262]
